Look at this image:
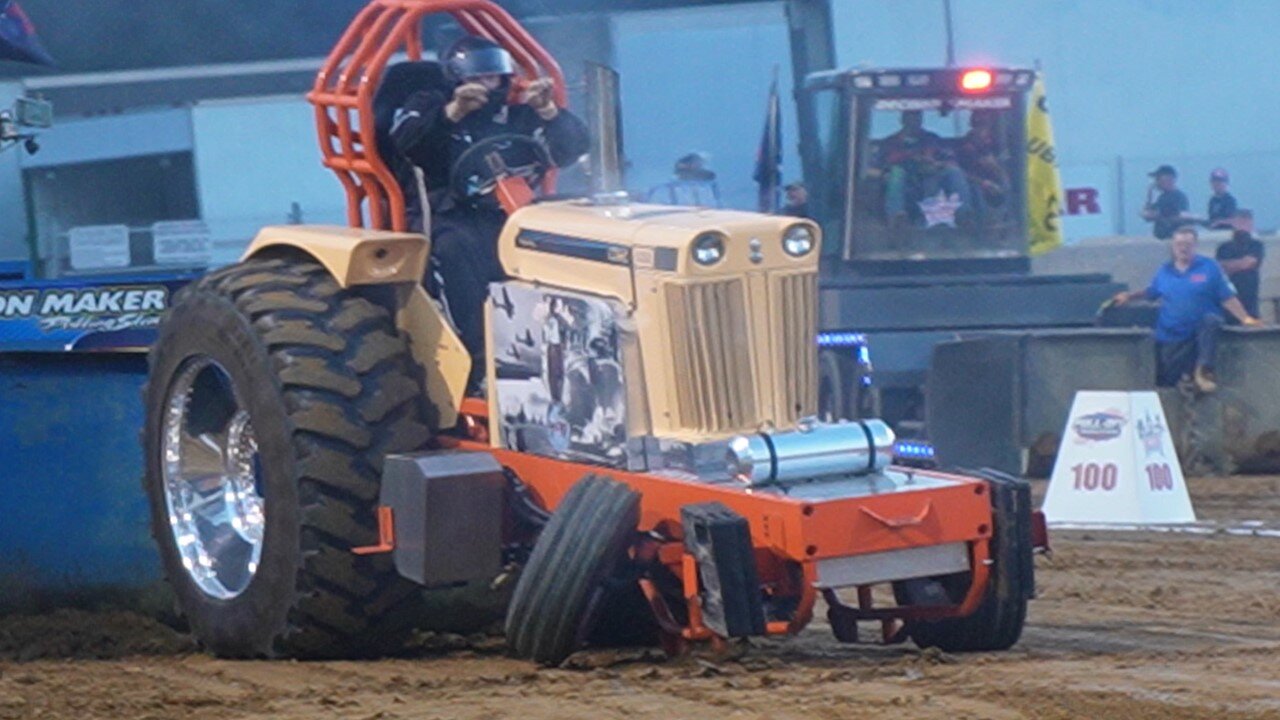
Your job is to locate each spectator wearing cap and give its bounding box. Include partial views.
[780,182,811,219]
[1141,164,1192,240]
[1207,168,1238,228]
[1216,229,1265,320]
[647,151,722,208]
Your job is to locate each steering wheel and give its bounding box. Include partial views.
[448,133,554,210]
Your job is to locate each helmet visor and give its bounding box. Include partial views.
[454,45,515,79]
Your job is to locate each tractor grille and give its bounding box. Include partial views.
[662,270,819,435]
[664,278,758,434]
[771,271,819,425]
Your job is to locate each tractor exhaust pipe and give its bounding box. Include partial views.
[584,62,626,200]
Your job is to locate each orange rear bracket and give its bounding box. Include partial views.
[352,505,397,555]
[860,500,934,529]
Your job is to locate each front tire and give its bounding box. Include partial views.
[505,475,641,665]
[143,258,431,658]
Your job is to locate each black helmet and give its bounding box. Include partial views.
[443,36,515,82]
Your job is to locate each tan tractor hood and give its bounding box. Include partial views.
[498,201,818,305]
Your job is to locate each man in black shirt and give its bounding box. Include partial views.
[1206,167,1238,228]
[389,37,589,385]
[1141,164,1191,240]
[1216,229,1266,319]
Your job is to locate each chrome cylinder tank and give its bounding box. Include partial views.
[725,418,895,485]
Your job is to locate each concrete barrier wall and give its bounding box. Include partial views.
[929,327,1280,477]
[1169,328,1280,474]
[928,329,1156,477]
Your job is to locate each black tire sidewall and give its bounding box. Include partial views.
[506,476,640,664]
[144,289,301,658]
[896,472,1031,652]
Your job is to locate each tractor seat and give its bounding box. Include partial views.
[372,60,450,174]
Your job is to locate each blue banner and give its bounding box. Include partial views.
[0,276,197,352]
[0,1,54,66]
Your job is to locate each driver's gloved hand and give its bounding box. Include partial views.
[446,82,490,123]
[523,77,559,121]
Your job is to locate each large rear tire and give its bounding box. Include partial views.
[505,475,641,665]
[143,257,431,658]
[895,469,1033,652]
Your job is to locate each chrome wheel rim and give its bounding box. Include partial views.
[161,356,266,600]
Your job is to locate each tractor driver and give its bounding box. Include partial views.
[389,36,589,388]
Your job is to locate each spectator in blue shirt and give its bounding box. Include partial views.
[1112,225,1261,392]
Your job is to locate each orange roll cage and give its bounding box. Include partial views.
[308,0,568,232]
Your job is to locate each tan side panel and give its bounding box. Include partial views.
[769,270,819,424]
[661,277,759,435]
[244,225,428,288]
[745,272,774,426]
[617,312,653,440]
[397,286,469,431]
[632,268,680,439]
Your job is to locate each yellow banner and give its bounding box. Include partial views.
[1026,75,1064,256]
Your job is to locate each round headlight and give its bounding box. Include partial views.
[691,233,726,266]
[782,225,815,257]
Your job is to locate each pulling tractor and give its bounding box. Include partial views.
[142,0,1041,664]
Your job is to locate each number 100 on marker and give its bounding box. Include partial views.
[1071,462,1118,491]
[1145,463,1175,491]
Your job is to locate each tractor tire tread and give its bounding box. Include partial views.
[900,468,1032,653]
[505,476,640,665]
[144,257,432,659]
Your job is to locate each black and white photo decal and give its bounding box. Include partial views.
[490,282,629,467]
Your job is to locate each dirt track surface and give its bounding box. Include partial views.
[3,476,1280,720]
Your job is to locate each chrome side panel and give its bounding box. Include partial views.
[814,542,970,589]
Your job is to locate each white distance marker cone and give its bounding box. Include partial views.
[1042,391,1196,525]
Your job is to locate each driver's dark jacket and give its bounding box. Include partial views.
[389,87,589,216]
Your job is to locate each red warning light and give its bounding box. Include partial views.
[960,69,993,92]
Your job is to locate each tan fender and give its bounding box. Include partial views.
[244,224,469,430]
[243,225,429,287]
[396,285,470,430]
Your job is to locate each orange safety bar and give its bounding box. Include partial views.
[309,0,568,232]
